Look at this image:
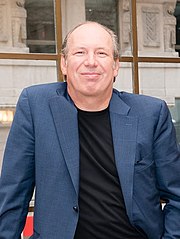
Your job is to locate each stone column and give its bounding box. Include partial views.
[61,0,86,39]
[163,2,177,53]
[119,0,131,55]
[0,0,9,46]
[0,0,29,52]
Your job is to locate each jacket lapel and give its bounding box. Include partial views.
[49,91,79,195]
[48,85,138,220]
[110,92,138,220]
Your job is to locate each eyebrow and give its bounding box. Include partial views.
[71,46,111,51]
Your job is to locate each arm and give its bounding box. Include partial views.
[154,101,180,238]
[0,89,35,239]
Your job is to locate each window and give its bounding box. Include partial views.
[85,0,119,36]
[25,0,56,53]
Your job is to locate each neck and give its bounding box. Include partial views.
[68,89,112,111]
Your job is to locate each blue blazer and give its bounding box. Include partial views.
[0,82,180,239]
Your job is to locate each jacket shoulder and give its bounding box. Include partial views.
[26,82,66,94]
[113,89,168,117]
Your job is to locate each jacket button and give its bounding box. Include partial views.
[73,206,79,212]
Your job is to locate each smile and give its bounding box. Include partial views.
[81,72,101,76]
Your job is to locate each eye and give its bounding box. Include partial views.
[97,51,108,57]
[74,51,86,56]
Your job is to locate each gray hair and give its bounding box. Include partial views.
[61,21,119,60]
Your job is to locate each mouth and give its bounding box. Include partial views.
[80,72,101,79]
[81,72,100,75]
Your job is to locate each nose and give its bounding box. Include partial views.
[84,53,97,67]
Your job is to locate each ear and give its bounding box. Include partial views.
[60,55,67,75]
[113,59,120,77]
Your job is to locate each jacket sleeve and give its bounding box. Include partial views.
[0,89,35,239]
[154,100,180,238]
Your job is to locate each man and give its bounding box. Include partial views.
[0,21,180,239]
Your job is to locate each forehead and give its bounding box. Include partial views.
[67,23,113,49]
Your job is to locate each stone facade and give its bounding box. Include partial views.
[134,0,178,56]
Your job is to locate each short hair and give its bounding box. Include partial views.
[61,21,119,60]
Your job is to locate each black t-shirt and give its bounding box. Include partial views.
[74,107,147,239]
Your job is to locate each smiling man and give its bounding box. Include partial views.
[0,21,180,239]
[61,22,119,111]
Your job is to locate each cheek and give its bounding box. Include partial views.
[67,61,83,74]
